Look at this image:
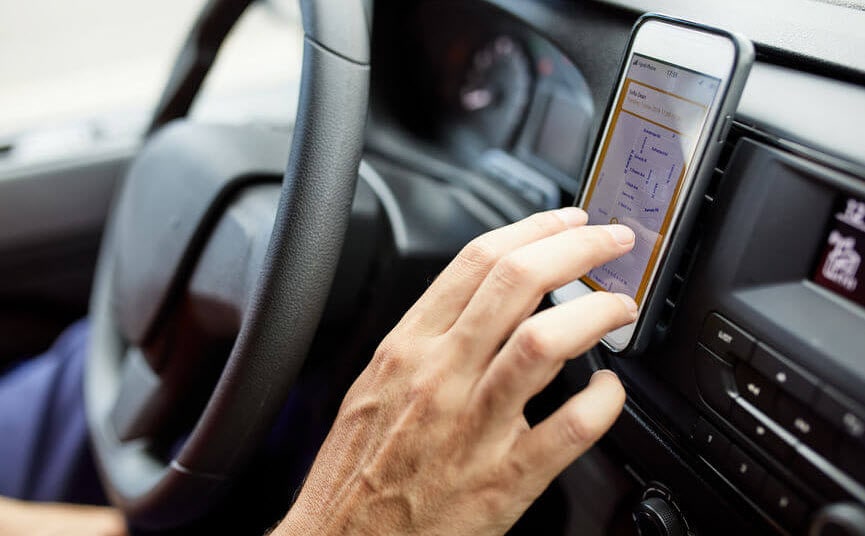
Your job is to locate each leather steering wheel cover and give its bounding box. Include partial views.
[85,0,370,528]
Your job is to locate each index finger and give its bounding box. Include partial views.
[397,208,587,336]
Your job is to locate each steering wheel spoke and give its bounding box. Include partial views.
[110,348,164,442]
[186,184,282,340]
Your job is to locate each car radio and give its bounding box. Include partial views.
[686,137,865,532]
[608,131,865,534]
[694,312,864,528]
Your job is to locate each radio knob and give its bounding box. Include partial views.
[633,496,686,536]
[809,503,865,536]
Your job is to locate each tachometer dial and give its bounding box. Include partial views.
[457,35,532,148]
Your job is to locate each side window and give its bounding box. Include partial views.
[0,0,208,138]
[0,0,304,142]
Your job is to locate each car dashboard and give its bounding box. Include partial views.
[0,0,863,533]
[365,0,865,534]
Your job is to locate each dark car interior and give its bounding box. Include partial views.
[1,0,864,534]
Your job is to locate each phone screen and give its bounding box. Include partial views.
[581,54,720,304]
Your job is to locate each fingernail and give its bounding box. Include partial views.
[591,369,620,382]
[603,224,635,245]
[614,293,638,316]
[553,207,588,227]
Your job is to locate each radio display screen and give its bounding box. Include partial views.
[813,194,865,308]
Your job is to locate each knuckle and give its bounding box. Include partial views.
[477,488,509,519]
[500,455,543,504]
[493,252,536,290]
[561,408,601,447]
[408,378,436,402]
[512,320,555,366]
[457,238,500,275]
[405,375,447,422]
[472,470,519,518]
[372,336,407,374]
[373,336,397,362]
[446,323,475,353]
[472,382,505,417]
[407,366,447,403]
[474,461,534,521]
[504,451,531,483]
[526,211,565,234]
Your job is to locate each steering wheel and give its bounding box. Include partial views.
[85,0,370,529]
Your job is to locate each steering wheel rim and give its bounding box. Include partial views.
[85,0,370,529]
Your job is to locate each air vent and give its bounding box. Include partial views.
[656,126,744,331]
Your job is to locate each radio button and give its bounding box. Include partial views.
[725,444,767,496]
[731,400,794,462]
[700,314,755,363]
[814,387,865,444]
[751,343,818,403]
[774,395,834,455]
[692,416,731,462]
[735,363,777,413]
[760,476,808,529]
[695,344,735,416]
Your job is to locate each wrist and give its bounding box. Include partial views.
[271,497,333,536]
[272,487,386,536]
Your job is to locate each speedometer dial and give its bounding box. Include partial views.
[457,35,532,148]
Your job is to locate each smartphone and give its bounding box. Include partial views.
[552,14,754,354]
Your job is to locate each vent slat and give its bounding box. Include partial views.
[656,126,743,332]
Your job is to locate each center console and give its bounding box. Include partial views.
[604,127,865,535]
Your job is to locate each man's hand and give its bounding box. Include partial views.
[275,208,637,535]
[0,497,127,536]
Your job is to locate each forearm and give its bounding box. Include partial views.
[0,496,127,536]
[0,497,28,533]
